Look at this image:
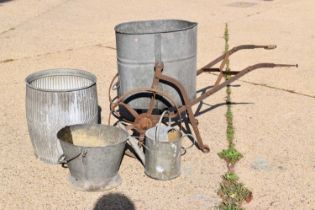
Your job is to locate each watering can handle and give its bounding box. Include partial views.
[155,109,182,142]
[155,110,171,142]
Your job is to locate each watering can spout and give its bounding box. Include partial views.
[116,122,146,165]
[128,136,145,165]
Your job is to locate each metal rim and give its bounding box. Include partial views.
[58,124,129,148]
[25,68,97,92]
[114,19,197,35]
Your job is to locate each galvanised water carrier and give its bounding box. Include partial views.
[25,69,98,164]
[115,19,197,110]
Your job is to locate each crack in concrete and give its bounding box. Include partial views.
[0,27,15,35]
[0,58,15,63]
[228,0,298,24]
[207,72,315,100]
[239,79,315,99]
[0,0,73,36]
[0,43,116,64]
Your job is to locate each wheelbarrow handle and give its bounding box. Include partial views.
[197,44,278,75]
[191,63,298,106]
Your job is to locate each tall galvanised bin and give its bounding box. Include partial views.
[25,69,98,164]
[115,19,197,110]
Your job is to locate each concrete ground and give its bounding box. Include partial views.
[0,0,314,209]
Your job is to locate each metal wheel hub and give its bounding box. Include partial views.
[135,114,155,131]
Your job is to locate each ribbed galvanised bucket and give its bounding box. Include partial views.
[115,19,197,110]
[25,69,98,164]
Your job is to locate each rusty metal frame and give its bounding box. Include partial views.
[109,44,297,153]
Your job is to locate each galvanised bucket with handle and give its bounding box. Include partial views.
[25,69,98,164]
[57,124,128,191]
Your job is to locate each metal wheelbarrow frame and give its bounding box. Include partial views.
[108,44,297,153]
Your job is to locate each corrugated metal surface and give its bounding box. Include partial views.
[25,69,98,164]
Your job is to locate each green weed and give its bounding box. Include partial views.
[217,23,252,210]
[223,172,239,182]
[218,147,243,165]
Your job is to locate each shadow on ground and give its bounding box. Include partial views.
[195,84,253,116]
[194,101,253,117]
[0,0,13,4]
[93,193,135,210]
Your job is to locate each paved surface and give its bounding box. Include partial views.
[0,0,314,209]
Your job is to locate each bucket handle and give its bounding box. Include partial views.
[57,150,87,168]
